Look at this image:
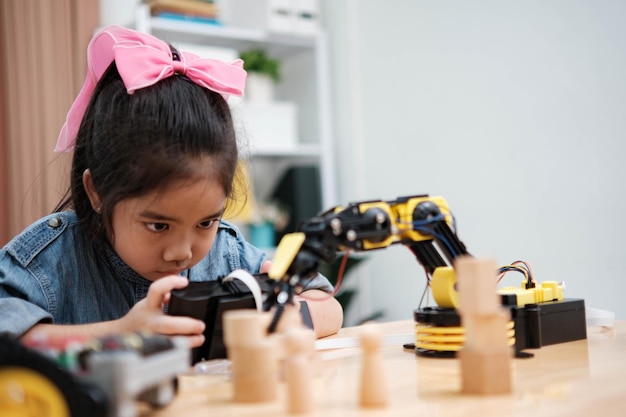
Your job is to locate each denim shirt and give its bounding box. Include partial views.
[0,211,332,338]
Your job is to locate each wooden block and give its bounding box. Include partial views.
[228,354,279,402]
[459,347,512,395]
[455,256,500,315]
[223,309,265,347]
[456,256,513,395]
[223,309,280,403]
[462,311,511,350]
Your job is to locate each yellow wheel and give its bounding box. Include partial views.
[0,367,70,417]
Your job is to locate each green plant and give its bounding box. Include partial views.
[239,48,281,82]
[319,253,385,326]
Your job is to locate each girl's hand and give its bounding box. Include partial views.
[119,276,206,348]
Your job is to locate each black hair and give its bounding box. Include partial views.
[55,60,239,247]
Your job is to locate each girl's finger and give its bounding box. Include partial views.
[154,315,205,338]
[260,260,272,274]
[145,276,189,309]
[184,334,205,349]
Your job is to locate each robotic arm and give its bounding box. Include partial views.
[265,194,469,308]
[265,193,586,357]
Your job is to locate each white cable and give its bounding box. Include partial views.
[222,269,263,312]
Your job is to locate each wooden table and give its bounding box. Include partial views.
[145,320,626,417]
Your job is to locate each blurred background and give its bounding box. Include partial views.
[1,0,624,325]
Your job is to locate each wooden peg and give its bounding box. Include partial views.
[283,328,316,414]
[358,325,388,408]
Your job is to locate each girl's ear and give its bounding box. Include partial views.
[82,169,102,213]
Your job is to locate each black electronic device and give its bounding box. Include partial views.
[509,298,587,350]
[168,275,315,364]
[168,279,257,364]
[413,298,587,357]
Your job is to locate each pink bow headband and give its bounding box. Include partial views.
[55,25,247,153]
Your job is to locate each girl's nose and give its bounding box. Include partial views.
[163,240,193,264]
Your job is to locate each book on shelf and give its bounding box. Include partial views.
[145,0,219,20]
[155,12,221,25]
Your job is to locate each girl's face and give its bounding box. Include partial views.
[110,177,226,282]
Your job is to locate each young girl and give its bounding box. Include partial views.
[0,25,343,347]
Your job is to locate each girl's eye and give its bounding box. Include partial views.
[198,219,216,230]
[146,223,169,232]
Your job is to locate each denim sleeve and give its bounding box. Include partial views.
[197,221,267,279]
[0,250,53,337]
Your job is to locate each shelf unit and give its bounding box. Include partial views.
[134,4,337,212]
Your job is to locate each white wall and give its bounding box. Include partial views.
[101,1,626,322]
[323,0,626,322]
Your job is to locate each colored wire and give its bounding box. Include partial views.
[417,266,432,309]
[497,265,528,283]
[511,260,535,283]
[438,206,457,234]
[411,213,446,227]
[297,250,349,303]
[497,261,535,288]
[412,226,458,259]
[331,250,349,297]
[409,213,461,258]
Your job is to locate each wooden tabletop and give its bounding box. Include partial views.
[145,320,625,417]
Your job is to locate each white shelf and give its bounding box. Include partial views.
[250,144,321,158]
[134,3,337,211]
[144,16,318,56]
